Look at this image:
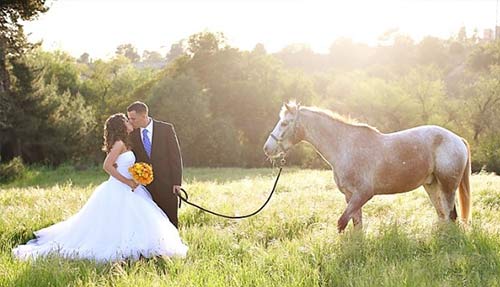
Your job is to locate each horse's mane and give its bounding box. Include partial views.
[281,101,380,133]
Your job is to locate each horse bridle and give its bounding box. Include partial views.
[269,106,301,155]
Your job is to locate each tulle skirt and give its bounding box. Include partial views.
[12,177,188,262]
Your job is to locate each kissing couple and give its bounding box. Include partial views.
[13,101,188,262]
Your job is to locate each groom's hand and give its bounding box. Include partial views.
[173,185,181,195]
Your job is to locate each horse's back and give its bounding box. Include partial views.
[408,125,464,152]
[386,125,465,151]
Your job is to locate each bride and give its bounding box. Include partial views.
[12,113,188,262]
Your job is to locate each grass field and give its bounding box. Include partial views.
[1,166,500,286]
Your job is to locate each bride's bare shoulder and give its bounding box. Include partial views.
[110,140,127,153]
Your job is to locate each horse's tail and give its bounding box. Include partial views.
[458,138,471,223]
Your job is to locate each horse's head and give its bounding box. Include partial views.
[263,102,302,159]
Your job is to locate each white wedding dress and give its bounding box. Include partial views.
[12,151,188,262]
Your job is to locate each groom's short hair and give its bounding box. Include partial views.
[127,101,148,114]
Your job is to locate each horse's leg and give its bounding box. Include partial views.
[448,197,458,221]
[344,192,363,229]
[423,180,447,220]
[352,209,363,229]
[435,174,460,222]
[433,135,468,222]
[338,190,372,232]
[438,184,458,222]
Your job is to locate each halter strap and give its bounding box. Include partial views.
[268,105,301,154]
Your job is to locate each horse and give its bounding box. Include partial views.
[263,102,471,232]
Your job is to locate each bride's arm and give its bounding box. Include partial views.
[103,141,137,189]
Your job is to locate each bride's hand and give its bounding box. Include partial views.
[127,179,139,190]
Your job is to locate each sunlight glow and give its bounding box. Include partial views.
[23,0,497,59]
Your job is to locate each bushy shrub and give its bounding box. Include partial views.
[0,157,26,183]
[472,135,500,175]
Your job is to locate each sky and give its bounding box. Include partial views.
[22,0,499,60]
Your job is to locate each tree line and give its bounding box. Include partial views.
[1,1,500,173]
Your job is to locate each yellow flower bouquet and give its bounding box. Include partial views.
[128,162,154,185]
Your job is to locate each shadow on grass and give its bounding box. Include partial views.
[1,165,107,189]
[1,166,288,189]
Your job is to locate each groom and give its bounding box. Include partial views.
[127,101,183,228]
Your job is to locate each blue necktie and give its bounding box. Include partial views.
[142,129,152,158]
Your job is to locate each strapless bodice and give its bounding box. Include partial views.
[114,151,135,180]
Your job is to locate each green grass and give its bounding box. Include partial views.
[1,166,500,286]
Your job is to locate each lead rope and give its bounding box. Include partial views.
[175,164,283,219]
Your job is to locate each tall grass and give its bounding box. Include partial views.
[1,166,500,286]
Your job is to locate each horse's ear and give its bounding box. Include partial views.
[284,102,295,114]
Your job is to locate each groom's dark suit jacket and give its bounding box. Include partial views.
[130,119,183,228]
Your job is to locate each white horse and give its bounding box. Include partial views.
[263,102,471,232]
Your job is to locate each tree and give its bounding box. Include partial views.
[468,41,500,71]
[322,70,436,132]
[146,74,234,165]
[115,43,140,63]
[78,52,90,65]
[0,0,49,161]
[166,40,185,63]
[142,50,163,63]
[141,31,291,166]
[465,65,500,141]
[80,56,156,124]
[457,26,467,43]
[399,65,446,125]
[1,54,95,164]
[252,43,267,55]
[35,50,83,95]
[275,43,327,73]
[416,37,448,68]
[187,31,227,56]
[391,35,416,73]
[0,0,48,93]
[371,34,417,76]
[328,38,373,71]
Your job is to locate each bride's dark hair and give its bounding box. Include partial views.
[102,113,131,153]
